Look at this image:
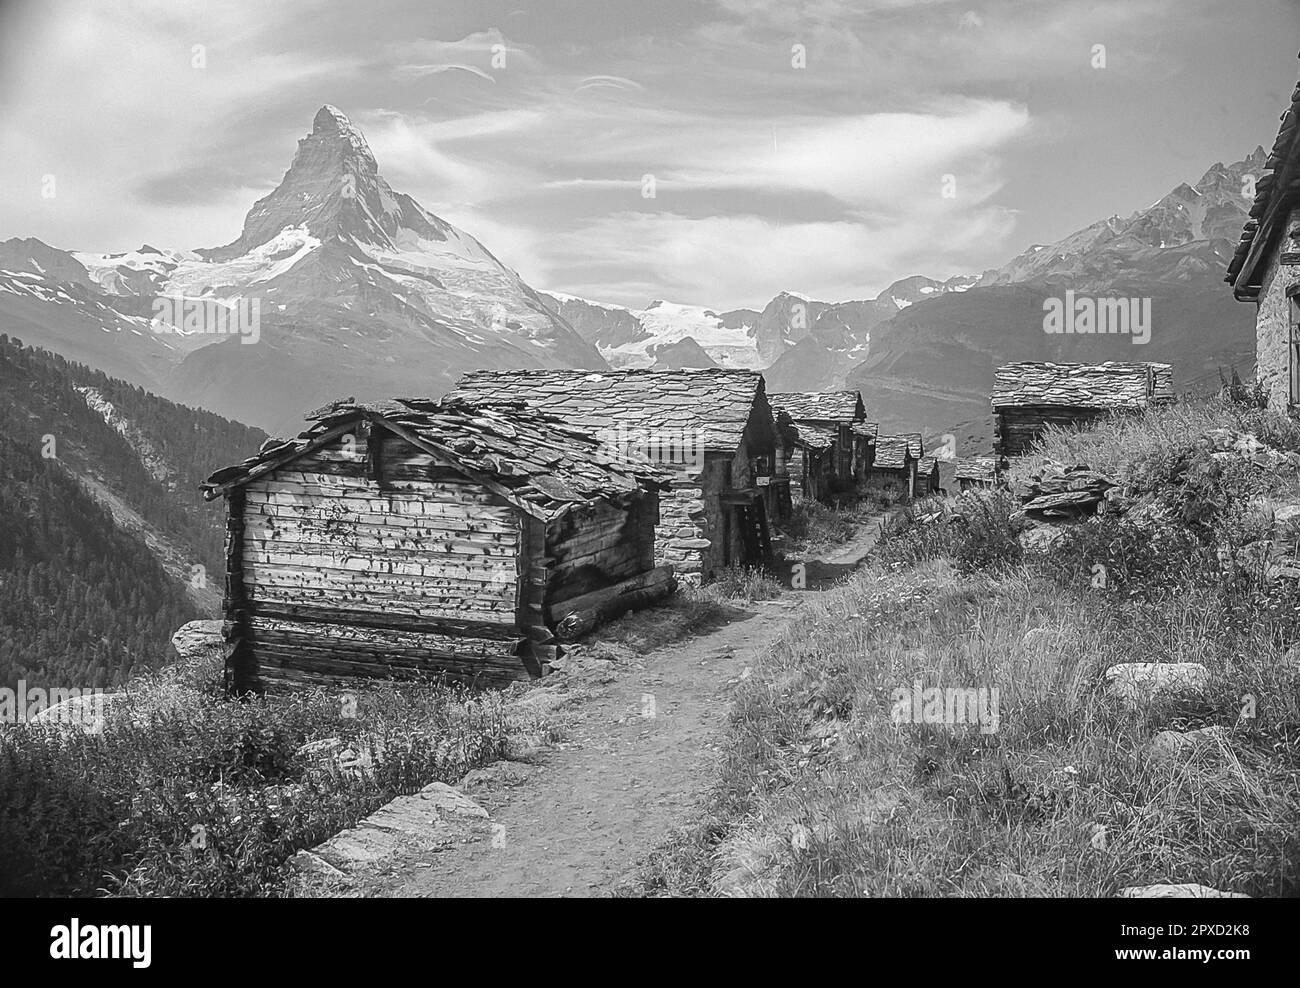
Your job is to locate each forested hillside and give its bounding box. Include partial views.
[0,335,268,690]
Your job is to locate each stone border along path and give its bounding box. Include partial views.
[289,592,815,898]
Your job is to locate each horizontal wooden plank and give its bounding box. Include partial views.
[255,647,525,680]
[242,535,519,562]
[284,457,368,479]
[241,547,517,581]
[245,561,517,593]
[245,584,517,621]
[248,470,499,496]
[242,504,520,536]
[267,470,437,492]
[252,654,529,689]
[243,484,510,511]
[248,616,515,659]
[246,600,519,638]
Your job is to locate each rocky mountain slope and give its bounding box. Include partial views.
[842,149,1265,450]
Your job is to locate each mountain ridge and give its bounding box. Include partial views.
[0,117,1263,445]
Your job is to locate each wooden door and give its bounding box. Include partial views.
[1290,293,1300,406]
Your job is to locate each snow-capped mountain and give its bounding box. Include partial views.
[541,274,977,378]
[539,293,763,369]
[1,106,604,433]
[978,147,1266,289]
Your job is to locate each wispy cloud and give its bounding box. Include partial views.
[0,0,1292,307]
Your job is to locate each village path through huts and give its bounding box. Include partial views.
[315,591,821,898]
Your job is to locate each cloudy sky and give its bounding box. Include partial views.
[0,0,1296,309]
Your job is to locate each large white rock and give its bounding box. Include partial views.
[303,781,491,877]
[1119,883,1248,898]
[171,619,225,662]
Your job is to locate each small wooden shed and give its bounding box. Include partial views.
[202,397,673,691]
[451,368,784,582]
[769,390,870,504]
[954,457,997,491]
[992,361,1174,457]
[864,433,920,499]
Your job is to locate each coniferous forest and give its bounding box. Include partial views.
[0,334,268,690]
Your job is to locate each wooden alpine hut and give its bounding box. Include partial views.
[864,433,921,499]
[992,361,1173,457]
[954,456,998,491]
[202,396,673,691]
[768,390,870,504]
[451,368,784,583]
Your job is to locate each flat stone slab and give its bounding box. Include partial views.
[419,781,490,819]
[1119,883,1249,899]
[1022,490,1103,513]
[304,781,490,875]
[1104,663,1209,704]
[1148,726,1227,761]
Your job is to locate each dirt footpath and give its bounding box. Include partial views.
[356,596,806,898]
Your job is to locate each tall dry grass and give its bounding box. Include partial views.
[628,397,1300,897]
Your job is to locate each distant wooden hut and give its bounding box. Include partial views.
[954,456,997,491]
[864,433,920,499]
[992,361,1174,457]
[769,390,870,504]
[202,397,673,691]
[451,368,784,582]
[1225,71,1300,412]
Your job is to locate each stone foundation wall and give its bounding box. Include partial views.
[651,457,737,584]
[654,465,711,582]
[1255,206,1300,414]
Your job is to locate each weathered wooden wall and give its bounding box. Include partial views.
[787,447,806,498]
[862,465,915,498]
[547,496,657,604]
[994,405,1107,457]
[229,424,531,690]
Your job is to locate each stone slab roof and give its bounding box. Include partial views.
[202,396,670,519]
[872,435,914,470]
[769,390,865,424]
[1227,74,1300,298]
[450,368,769,452]
[955,456,997,482]
[992,361,1174,409]
[791,422,836,451]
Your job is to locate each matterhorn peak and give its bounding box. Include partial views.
[309,104,376,164]
[201,104,444,261]
[313,103,352,131]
